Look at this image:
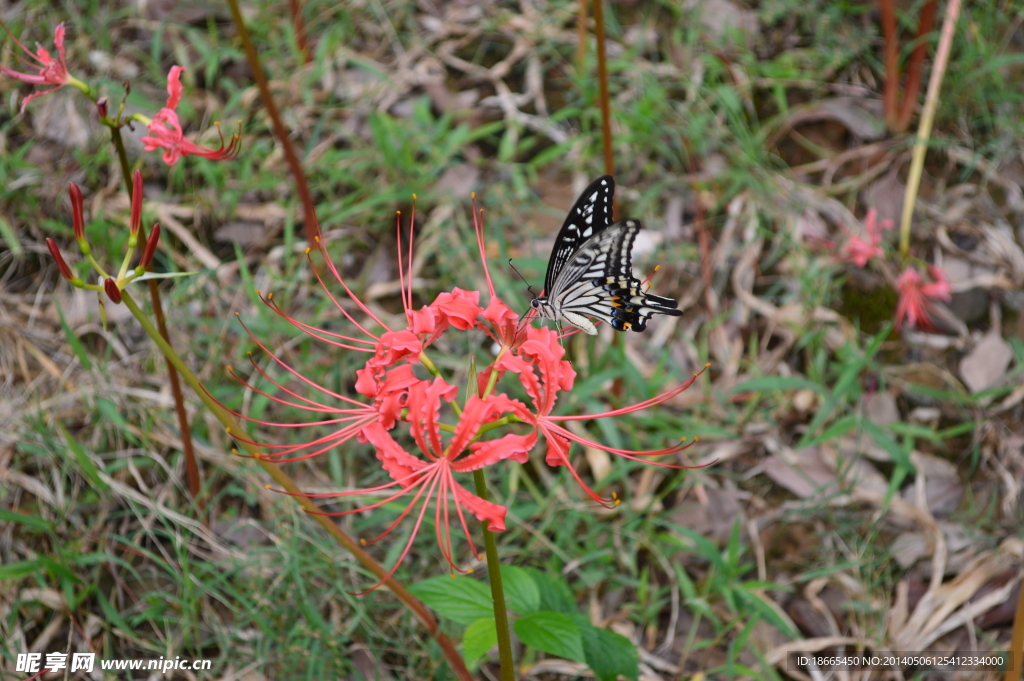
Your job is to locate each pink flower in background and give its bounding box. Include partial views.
[895,264,952,331]
[0,23,76,110]
[231,197,705,590]
[841,209,893,268]
[141,66,240,165]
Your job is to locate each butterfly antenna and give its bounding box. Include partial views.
[508,259,537,299]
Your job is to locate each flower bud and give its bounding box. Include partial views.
[129,169,143,240]
[69,183,88,253]
[46,238,75,281]
[139,223,160,269]
[104,278,122,304]
[97,97,108,119]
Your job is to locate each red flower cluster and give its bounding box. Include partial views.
[0,23,76,110]
[840,208,893,268]
[227,201,704,590]
[895,264,952,331]
[140,66,240,166]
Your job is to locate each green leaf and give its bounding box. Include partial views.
[58,424,108,492]
[499,565,541,615]
[462,618,498,668]
[514,611,584,662]
[55,302,92,370]
[0,509,52,533]
[522,566,576,614]
[0,214,22,256]
[799,413,857,448]
[730,376,826,394]
[0,559,41,581]
[580,621,639,681]
[409,576,492,625]
[861,419,915,472]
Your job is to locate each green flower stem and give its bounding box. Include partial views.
[105,121,203,507]
[472,468,515,681]
[119,290,473,681]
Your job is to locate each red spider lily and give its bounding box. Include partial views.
[0,23,85,111]
[235,195,705,590]
[895,264,952,331]
[841,208,893,268]
[140,66,240,166]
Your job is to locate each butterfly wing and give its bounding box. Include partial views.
[543,175,615,294]
[548,220,682,333]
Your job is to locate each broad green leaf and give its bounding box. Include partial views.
[514,611,584,662]
[522,566,576,614]
[409,576,492,625]
[579,621,639,681]
[499,565,541,615]
[462,618,497,667]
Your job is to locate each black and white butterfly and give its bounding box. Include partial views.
[529,176,683,335]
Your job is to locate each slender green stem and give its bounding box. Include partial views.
[119,290,474,680]
[108,125,133,197]
[472,468,515,681]
[107,122,202,506]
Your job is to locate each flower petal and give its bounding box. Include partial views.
[360,422,427,485]
[452,481,508,532]
[433,287,483,330]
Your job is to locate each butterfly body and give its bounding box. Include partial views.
[530,176,683,335]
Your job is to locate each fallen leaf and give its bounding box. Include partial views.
[959,331,1013,392]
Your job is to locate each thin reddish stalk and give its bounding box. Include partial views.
[288,0,311,64]
[225,0,320,245]
[896,0,937,132]
[576,0,588,71]
[592,0,625,400]
[109,126,201,508]
[592,0,615,184]
[119,290,473,681]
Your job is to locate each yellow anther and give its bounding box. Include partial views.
[466,568,474,574]
[231,448,238,454]
[693,436,700,442]
[412,193,417,200]
[396,210,401,215]
[267,292,274,300]
[265,485,271,489]
[360,538,367,546]
[226,427,232,434]
[234,312,240,316]
[471,191,476,199]
[314,236,321,243]
[226,365,233,372]
[305,247,311,254]
[247,351,253,356]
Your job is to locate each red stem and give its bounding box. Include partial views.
[226,0,320,245]
[289,0,311,64]
[896,0,937,132]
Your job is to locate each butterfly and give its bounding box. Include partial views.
[529,175,683,335]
